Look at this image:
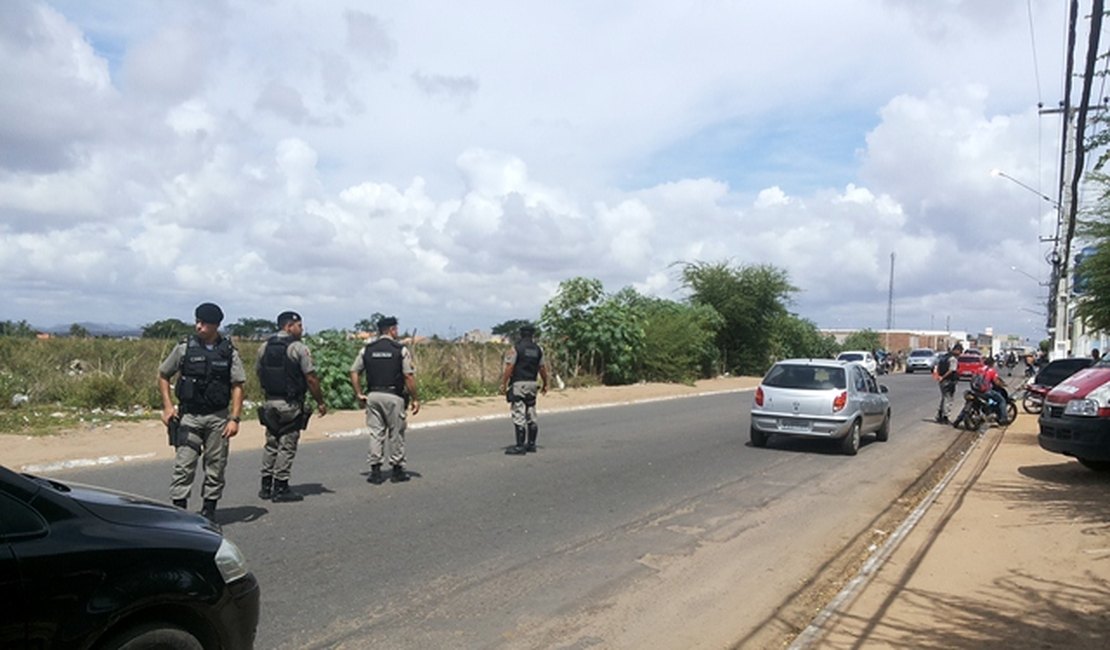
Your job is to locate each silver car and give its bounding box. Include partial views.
[905,348,937,373]
[749,359,891,455]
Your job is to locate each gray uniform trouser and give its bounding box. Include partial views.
[365,392,407,467]
[260,400,304,481]
[510,381,539,427]
[937,380,958,419]
[171,411,230,501]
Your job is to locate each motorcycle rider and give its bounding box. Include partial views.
[973,356,1010,425]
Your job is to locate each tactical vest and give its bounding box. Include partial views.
[258,335,307,402]
[175,336,234,413]
[510,340,543,382]
[363,338,405,396]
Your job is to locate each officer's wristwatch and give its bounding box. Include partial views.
[230,415,241,423]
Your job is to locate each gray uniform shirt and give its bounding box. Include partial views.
[349,334,416,376]
[158,338,248,384]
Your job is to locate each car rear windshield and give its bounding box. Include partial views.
[838,353,863,362]
[763,364,846,390]
[958,355,981,363]
[1035,359,1094,386]
[909,350,934,357]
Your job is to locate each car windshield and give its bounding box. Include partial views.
[763,364,846,390]
[838,353,863,362]
[909,350,933,358]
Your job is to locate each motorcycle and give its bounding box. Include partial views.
[1016,380,1050,415]
[955,389,1018,431]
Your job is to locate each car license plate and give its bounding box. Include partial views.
[780,420,811,432]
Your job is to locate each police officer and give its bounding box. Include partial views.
[499,324,549,454]
[348,316,421,484]
[157,302,246,522]
[256,311,327,502]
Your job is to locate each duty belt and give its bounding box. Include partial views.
[368,385,399,392]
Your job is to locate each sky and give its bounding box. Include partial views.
[0,0,1094,344]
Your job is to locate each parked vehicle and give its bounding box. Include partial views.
[750,358,891,455]
[835,350,878,376]
[954,388,1018,430]
[0,465,260,649]
[956,354,985,381]
[905,348,937,374]
[1018,357,1095,414]
[1038,360,1110,471]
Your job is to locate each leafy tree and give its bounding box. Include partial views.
[638,297,723,382]
[492,319,534,338]
[770,314,839,362]
[0,320,37,337]
[141,318,193,340]
[539,277,646,384]
[1075,172,1110,332]
[679,261,797,375]
[226,317,277,340]
[354,313,387,333]
[840,329,882,354]
[68,323,90,339]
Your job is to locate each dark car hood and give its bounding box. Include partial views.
[32,475,220,535]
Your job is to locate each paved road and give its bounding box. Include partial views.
[56,373,961,649]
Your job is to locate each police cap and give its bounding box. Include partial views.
[277,311,302,328]
[195,302,224,324]
[377,316,398,332]
[519,324,536,336]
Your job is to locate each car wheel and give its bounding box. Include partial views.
[1077,458,1110,472]
[840,420,861,456]
[101,623,204,650]
[750,425,767,448]
[905,368,913,374]
[875,411,890,442]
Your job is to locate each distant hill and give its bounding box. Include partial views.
[43,322,143,338]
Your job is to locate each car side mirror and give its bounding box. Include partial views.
[879,385,889,393]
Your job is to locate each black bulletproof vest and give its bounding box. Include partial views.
[511,340,542,382]
[363,338,405,396]
[175,336,234,412]
[258,335,307,401]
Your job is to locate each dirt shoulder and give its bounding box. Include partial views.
[5,376,759,472]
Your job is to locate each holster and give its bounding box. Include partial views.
[170,418,202,454]
[259,403,307,438]
[167,415,180,447]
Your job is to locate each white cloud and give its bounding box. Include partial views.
[0,0,1073,344]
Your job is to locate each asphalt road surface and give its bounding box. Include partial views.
[56,373,963,649]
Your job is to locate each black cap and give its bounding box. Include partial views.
[377,316,398,332]
[953,342,964,351]
[195,302,224,324]
[277,311,302,328]
[519,324,536,336]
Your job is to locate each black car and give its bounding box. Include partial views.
[0,465,259,649]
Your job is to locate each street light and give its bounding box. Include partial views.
[1010,265,1051,287]
[990,169,1060,210]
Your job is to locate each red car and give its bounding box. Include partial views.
[956,353,984,381]
[1038,360,1110,470]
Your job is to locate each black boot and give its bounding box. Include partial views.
[271,479,303,502]
[367,464,384,484]
[200,499,218,522]
[172,498,187,509]
[525,423,538,452]
[505,426,526,455]
[391,464,410,483]
[258,475,273,499]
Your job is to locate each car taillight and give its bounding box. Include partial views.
[755,387,764,407]
[833,391,847,412]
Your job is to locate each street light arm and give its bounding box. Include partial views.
[990,169,1061,209]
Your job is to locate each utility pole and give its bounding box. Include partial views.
[1041,0,1103,359]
